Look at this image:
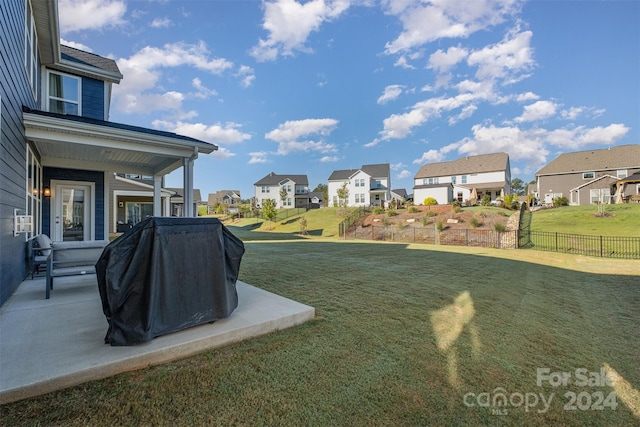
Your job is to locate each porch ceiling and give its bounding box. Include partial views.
[24,111,216,176]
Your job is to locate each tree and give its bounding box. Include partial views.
[511,178,526,196]
[313,183,328,207]
[279,187,288,208]
[262,199,277,230]
[337,182,349,208]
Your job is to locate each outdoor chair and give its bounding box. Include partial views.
[31,234,52,279]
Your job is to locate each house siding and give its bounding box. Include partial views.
[539,168,640,205]
[80,76,105,120]
[0,0,39,305]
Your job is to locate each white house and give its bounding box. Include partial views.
[327,164,390,207]
[413,153,511,205]
[253,173,310,209]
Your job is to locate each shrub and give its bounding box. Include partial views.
[481,194,491,206]
[424,210,437,217]
[493,223,506,232]
[553,196,569,207]
[386,209,398,217]
[469,217,482,228]
[436,220,446,232]
[423,197,437,206]
[408,206,420,213]
[372,207,384,215]
[503,194,520,210]
[451,200,461,208]
[453,206,462,213]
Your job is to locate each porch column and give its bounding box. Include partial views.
[153,175,162,216]
[183,150,197,217]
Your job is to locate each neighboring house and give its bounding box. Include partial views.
[327,164,391,207]
[535,145,640,205]
[391,188,409,205]
[109,174,175,232]
[0,0,216,306]
[254,173,310,209]
[168,188,202,217]
[413,153,511,205]
[308,191,323,209]
[208,190,241,213]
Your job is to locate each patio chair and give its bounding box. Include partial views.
[31,234,52,279]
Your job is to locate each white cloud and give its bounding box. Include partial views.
[394,56,415,69]
[384,0,519,54]
[113,42,234,114]
[210,147,236,160]
[516,92,539,102]
[251,0,351,62]
[152,120,251,144]
[545,124,629,149]
[236,65,256,88]
[428,45,468,74]
[150,18,172,28]
[448,104,477,125]
[191,78,218,99]
[320,156,340,162]
[514,100,558,123]
[377,85,405,104]
[265,118,339,155]
[467,28,535,84]
[396,169,412,179]
[59,0,126,33]
[390,162,406,170]
[60,38,93,52]
[249,151,270,164]
[413,149,444,165]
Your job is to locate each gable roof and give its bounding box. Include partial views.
[415,153,509,179]
[208,190,241,204]
[328,163,390,180]
[167,188,202,203]
[254,173,308,186]
[536,145,640,176]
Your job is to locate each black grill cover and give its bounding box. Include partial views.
[96,217,245,346]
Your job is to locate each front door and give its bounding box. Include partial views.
[51,181,94,241]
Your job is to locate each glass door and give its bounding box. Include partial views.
[52,181,94,241]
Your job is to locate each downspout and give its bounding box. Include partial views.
[183,147,198,217]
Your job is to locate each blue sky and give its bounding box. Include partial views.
[59,0,639,199]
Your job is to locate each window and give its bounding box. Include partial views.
[284,197,292,207]
[354,178,365,187]
[451,176,457,185]
[461,175,467,184]
[126,202,153,225]
[24,0,40,97]
[47,71,80,115]
[583,172,595,180]
[26,139,42,238]
[355,193,365,204]
[261,186,270,193]
[590,188,611,204]
[427,177,439,185]
[457,192,463,203]
[617,170,628,179]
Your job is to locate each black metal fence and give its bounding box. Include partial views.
[522,231,640,259]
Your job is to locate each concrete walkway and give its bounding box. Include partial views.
[0,275,314,404]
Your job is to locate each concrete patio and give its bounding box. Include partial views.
[0,275,315,404]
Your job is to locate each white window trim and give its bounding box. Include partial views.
[24,0,39,98]
[582,172,595,180]
[47,70,82,115]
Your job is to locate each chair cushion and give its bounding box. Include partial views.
[35,234,52,256]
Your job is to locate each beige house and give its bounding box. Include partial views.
[413,153,511,205]
[535,145,640,205]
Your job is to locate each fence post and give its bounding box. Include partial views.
[600,235,603,257]
[555,232,558,252]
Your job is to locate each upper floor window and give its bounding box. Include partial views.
[48,71,81,115]
[451,176,457,185]
[423,177,439,185]
[582,172,595,180]
[461,175,467,184]
[354,178,365,187]
[261,186,270,193]
[24,0,40,97]
[617,170,628,179]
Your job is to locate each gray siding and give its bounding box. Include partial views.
[0,0,38,305]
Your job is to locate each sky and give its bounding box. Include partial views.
[58,0,640,199]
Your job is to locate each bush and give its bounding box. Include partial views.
[493,223,506,232]
[372,207,384,215]
[469,217,482,228]
[408,206,420,213]
[424,210,437,217]
[436,220,446,231]
[553,196,569,207]
[503,194,520,210]
[481,194,491,206]
[386,209,398,217]
[423,197,437,206]
[453,206,462,213]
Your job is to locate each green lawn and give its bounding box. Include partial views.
[2,240,638,426]
[530,204,640,237]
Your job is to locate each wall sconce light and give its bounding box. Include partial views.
[119,201,124,208]
[43,187,51,197]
